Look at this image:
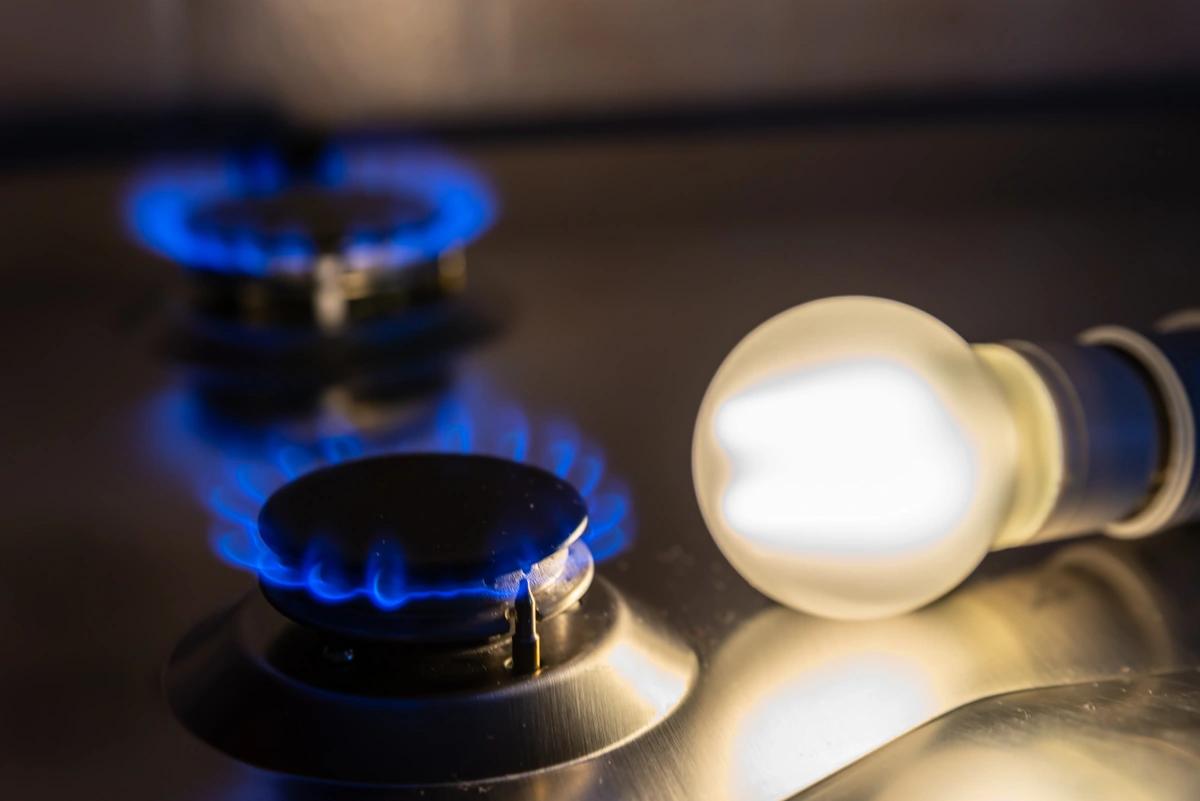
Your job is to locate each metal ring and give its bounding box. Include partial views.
[1079,325,1195,538]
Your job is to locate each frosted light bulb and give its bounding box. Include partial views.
[693,296,1200,619]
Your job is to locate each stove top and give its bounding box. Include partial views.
[5,113,1200,801]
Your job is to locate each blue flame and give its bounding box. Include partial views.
[124,144,496,276]
[163,384,633,610]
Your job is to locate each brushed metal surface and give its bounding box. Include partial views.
[3,116,1200,800]
[797,669,1200,800]
[166,579,696,785]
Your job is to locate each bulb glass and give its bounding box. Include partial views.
[693,296,1020,618]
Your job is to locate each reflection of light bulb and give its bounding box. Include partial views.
[699,536,1184,799]
[694,296,1200,619]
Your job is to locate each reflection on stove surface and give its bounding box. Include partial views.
[802,671,1200,801]
[699,529,1200,801]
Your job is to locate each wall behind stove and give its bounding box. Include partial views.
[2,0,1199,126]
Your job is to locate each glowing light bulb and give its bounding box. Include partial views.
[714,359,977,554]
[694,296,1200,619]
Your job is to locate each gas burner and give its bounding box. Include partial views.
[199,390,637,573]
[128,145,501,430]
[166,453,696,785]
[126,144,494,279]
[126,144,496,331]
[257,453,594,642]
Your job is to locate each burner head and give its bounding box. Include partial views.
[126,146,497,335]
[257,453,592,642]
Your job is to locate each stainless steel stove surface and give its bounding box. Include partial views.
[5,113,1200,801]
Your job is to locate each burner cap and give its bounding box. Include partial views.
[257,453,592,642]
[260,453,587,582]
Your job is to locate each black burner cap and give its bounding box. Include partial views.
[258,453,589,586]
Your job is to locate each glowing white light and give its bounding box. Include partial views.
[692,296,1019,619]
[715,359,975,554]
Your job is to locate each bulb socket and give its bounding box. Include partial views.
[985,324,1200,549]
[1004,338,1163,542]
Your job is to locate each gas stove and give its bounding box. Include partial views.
[5,111,1200,801]
[169,450,692,785]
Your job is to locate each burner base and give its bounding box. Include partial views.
[164,579,696,785]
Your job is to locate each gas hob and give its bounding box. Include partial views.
[5,115,1200,801]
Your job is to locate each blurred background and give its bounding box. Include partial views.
[4,0,1200,147]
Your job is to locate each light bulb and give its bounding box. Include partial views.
[693,296,1200,619]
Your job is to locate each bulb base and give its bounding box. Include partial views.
[984,324,1200,549]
